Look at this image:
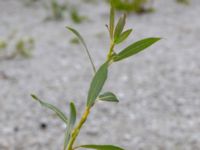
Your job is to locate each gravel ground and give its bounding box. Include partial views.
[0,0,200,150]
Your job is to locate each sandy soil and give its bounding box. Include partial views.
[0,0,200,150]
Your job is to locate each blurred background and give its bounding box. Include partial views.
[0,0,200,150]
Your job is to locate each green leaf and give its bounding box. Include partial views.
[64,101,77,150]
[31,94,68,124]
[66,26,96,73]
[79,144,124,150]
[115,29,132,44]
[98,92,119,102]
[69,102,76,127]
[114,14,126,41]
[87,62,109,107]
[113,37,161,61]
[109,6,115,39]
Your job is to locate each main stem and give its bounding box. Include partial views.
[107,42,115,60]
[67,40,115,150]
[67,107,90,150]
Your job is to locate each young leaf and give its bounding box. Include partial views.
[114,14,126,41]
[31,94,68,124]
[87,62,109,107]
[109,6,115,39]
[64,101,77,150]
[79,144,124,150]
[69,102,76,127]
[113,37,161,61]
[98,92,119,102]
[66,26,96,73]
[115,29,132,44]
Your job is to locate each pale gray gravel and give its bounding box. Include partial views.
[0,0,200,150]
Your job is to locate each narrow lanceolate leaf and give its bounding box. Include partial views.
[114,14,126,41]
[69,102,76,127]
[87,62,109,107]
[98,92,119,103]
[31,94,68,124]
[115,29,132,44]
[113,37,161,62]
[79,144,124,150]
[66,26,96,73]
[64,101,77,150]
[109,6,115,39]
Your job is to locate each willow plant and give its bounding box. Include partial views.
[31,5,160,150]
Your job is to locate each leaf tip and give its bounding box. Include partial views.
[31,94,38,100]
[154,37,162,41]
[70,101,77,115]
[70,101,75,106]
[65,26,73,31]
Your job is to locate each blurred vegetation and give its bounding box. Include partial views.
[15,37,35,58]
[70,37,80,45]
[110,0,154,14]
[0,39,7,50]
[176,0,189,5]
[70,8,87,24]
[41,0,88,23]
[50,0,67,20]
[42,0,68,20]
[22,0,191,20]
[109,0,190,13]
[0,36,35,60]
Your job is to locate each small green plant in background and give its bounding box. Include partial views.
[0,36,35,60]
[31,5,160,150]
[15,37,35,58]
[110,0,154,14]
[109,0,190,14]
[22,0,67,20]
[44,0,87,23]
[43,0,67,20]
[0,39,7,50]
[176,0,189,5]
[22,0,39,6]
[70,8,87,24]
[51,0,67,20]
[70,37,80,45]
